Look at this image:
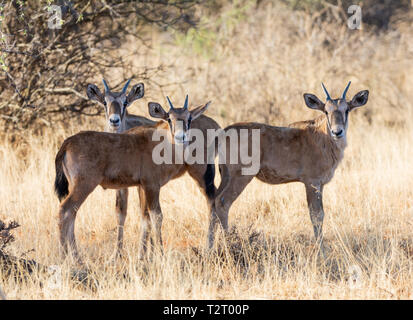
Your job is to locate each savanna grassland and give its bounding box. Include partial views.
[1,1,413,299]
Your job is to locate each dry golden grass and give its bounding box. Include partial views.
[1,2,413,299]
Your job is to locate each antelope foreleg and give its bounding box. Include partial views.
[149,208,163,255]
[138,186,154,260]
[115,188,128,257]
[305,183,326,258]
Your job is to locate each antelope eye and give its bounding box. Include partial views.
[103,101,107,106]
[123,101,128,107]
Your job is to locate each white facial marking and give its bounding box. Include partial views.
[173,120,188,144]
[109,114,121,129]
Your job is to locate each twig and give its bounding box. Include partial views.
[0,48,36,56]
[2,70,25,102]
[44,87,89,100]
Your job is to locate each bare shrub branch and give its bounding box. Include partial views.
[0,0,201,130]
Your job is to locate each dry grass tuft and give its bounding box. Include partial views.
[1,2,413,299]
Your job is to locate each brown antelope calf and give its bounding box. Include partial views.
[54,96,220,262]
[86,79,155,256]
[210,82,369,254]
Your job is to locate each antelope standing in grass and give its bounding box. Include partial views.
[54,95,220,263]
[86,79,155,256]
[209,82,369,254]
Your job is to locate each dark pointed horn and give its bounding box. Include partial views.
[183,94,188,110]
[341,81,351,100]
[166,96,175,110]
[122,79,131,94]
[102,79,110,93]
[321,82,332,101]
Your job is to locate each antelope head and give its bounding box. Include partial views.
[303,82,369,140]
[86,79,144,133]
[148,95,211,145]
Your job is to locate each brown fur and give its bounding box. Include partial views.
[210,86,369,254]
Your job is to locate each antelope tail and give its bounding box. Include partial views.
[54,145,69,202]
[204,163,215,200]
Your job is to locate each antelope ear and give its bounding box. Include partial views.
[349,90,369,110]
[86,84,105,104]
[127,83,144,104]
[190,101,211,120]
[303,94,325,111]
[148,102,168,120]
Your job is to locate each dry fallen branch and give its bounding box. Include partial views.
[0,219,19,250]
